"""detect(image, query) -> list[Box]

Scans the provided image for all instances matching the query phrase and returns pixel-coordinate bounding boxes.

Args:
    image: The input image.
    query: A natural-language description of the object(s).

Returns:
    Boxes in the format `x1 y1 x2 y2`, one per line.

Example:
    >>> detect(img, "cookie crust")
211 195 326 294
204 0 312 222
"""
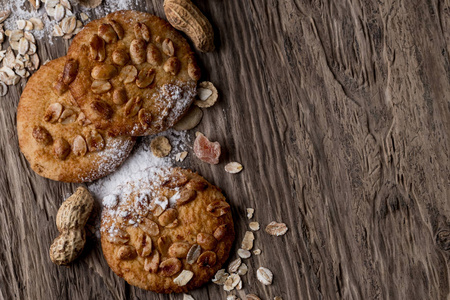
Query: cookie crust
101 167 235 293
17 57 135 183
66 10 200 137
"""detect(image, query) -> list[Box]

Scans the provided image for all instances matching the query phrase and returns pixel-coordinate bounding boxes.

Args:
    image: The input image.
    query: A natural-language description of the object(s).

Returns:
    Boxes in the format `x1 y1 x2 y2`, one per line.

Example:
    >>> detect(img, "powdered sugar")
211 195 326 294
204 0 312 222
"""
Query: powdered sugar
88 129 191 201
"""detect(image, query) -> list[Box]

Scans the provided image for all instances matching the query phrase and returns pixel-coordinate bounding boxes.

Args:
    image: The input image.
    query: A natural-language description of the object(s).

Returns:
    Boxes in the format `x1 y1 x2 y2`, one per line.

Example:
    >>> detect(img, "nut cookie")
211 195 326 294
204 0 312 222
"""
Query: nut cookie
17 57 136 183
64 10 201 137
101 167 234 293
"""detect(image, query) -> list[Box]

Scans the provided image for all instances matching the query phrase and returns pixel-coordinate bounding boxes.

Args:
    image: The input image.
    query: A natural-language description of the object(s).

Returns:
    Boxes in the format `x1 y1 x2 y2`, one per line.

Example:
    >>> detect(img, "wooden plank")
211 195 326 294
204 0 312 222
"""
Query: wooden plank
1 0 450 299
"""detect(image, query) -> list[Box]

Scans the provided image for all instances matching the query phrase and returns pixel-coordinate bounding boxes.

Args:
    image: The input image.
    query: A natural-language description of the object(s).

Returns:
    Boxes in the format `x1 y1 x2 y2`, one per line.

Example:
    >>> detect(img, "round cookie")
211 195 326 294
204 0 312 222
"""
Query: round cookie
64 10 201 137
17 57 136 183
101 167 235 293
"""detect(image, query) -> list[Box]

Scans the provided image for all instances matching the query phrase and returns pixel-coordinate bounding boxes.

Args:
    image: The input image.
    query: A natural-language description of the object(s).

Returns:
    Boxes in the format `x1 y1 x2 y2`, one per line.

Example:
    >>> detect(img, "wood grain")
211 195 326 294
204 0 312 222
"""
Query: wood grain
1 0 450 299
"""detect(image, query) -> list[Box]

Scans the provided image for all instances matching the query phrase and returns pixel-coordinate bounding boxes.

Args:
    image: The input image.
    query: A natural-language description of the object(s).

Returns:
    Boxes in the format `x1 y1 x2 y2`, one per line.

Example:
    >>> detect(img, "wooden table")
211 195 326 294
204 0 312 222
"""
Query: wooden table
1 0 450 299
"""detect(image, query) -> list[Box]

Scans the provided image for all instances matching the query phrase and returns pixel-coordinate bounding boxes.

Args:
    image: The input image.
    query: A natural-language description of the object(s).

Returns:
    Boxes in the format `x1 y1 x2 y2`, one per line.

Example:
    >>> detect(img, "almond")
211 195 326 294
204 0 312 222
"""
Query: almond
98 23 117 43
163 57 180 75
159 257 182 277
112 48 129 66
91 64 117 80
109 20 124 39
119 65 137 84
62 59 78 85
124 96 142 117
197 251 217 267
86 130 105 152
90 100 113 119
32 126 52 145
53 138 71 160
176 189 197 206
113 88 127 105
44 103 63 123
130 39 147 64
147 43 162 65
213 224 228 241
197 233 217 251
144 251 160 273
139 218 160 236
206 200 230 217
168 242 190 258
136 66 155 88
91 80 112 94
134 22 150 41
138 109 152 128
158 208 177 226
116 245 137 260
89 34 106 61
72 135 87 156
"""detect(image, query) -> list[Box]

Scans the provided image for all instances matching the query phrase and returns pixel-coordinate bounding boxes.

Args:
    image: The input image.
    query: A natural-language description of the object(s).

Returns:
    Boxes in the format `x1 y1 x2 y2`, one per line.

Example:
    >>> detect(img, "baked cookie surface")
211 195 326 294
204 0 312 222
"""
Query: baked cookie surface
65 10 200 137
101 167 235 293
17 57 136 183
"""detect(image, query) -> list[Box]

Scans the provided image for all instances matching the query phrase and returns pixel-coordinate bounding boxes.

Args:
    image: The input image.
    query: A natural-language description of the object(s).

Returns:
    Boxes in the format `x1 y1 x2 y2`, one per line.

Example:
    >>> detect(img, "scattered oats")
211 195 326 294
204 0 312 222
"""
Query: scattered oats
80 12 89 22
212 269 229 285
241 231 254 251
0 82 7 96
0 11 11 23
249 222 260 231
24 21 34 31
224 273 240 292
195 81 218 108
54 4 66 22
76 20 83 28
29 0 41 10
77 0 102 8
29 18 44 30
236 280 243 290
16 20 26 30
150 136 172 158
257 267 273 285
52 24 64 37
173 270 194 286
237 249 251 259
274 297 283 300
18 38 29 56
253 249 261 255
247 208 254 219
265 221 288 236
246 295 261 300
228 258 241 273
186 244 201 264
24 32 35 44
225 162 243 174
183 294 195 300
173 106 203 130
237 263 248 275
175 151 188 162
60 0 72 10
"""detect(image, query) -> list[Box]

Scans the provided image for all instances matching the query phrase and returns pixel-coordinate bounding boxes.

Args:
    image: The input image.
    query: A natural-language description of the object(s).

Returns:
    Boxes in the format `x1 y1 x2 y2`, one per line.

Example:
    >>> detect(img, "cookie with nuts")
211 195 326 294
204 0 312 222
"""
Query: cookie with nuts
100 167 235 293
17 57 136 183
65 10 201 137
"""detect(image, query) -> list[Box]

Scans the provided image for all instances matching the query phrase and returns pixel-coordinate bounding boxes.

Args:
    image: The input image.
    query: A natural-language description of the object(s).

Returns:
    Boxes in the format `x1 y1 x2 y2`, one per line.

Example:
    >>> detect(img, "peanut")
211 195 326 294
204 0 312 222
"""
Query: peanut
164 0 215 52
49 187 94 265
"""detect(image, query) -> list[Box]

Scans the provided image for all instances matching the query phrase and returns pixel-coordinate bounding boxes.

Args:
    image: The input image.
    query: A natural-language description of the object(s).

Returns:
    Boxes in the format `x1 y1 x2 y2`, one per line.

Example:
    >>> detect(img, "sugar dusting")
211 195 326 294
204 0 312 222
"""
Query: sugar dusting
88 129 191 201
0 0 138 42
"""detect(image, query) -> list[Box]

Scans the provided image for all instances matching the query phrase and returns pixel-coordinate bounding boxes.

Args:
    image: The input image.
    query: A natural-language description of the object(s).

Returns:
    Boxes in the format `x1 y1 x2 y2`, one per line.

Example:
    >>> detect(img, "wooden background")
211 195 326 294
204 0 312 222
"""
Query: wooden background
1 0 450 299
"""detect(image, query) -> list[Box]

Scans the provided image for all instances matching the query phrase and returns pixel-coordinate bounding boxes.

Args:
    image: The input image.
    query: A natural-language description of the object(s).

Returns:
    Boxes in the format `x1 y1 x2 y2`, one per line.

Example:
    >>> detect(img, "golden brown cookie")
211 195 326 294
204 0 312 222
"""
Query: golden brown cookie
101 167 234 293
17 57 136 183
64 10 200 137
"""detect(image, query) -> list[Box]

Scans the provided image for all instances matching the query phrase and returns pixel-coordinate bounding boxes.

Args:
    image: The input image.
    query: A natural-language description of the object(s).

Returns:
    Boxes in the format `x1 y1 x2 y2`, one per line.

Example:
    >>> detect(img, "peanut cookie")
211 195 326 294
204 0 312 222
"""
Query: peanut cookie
64 10 200 137
101 167 234 293
17 57 135 183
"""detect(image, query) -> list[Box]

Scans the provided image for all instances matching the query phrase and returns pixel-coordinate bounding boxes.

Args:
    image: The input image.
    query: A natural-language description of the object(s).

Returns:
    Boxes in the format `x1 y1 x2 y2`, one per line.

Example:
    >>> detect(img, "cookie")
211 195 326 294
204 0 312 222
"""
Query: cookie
64 10 201 137
17 57 136 183
101 167 234 293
